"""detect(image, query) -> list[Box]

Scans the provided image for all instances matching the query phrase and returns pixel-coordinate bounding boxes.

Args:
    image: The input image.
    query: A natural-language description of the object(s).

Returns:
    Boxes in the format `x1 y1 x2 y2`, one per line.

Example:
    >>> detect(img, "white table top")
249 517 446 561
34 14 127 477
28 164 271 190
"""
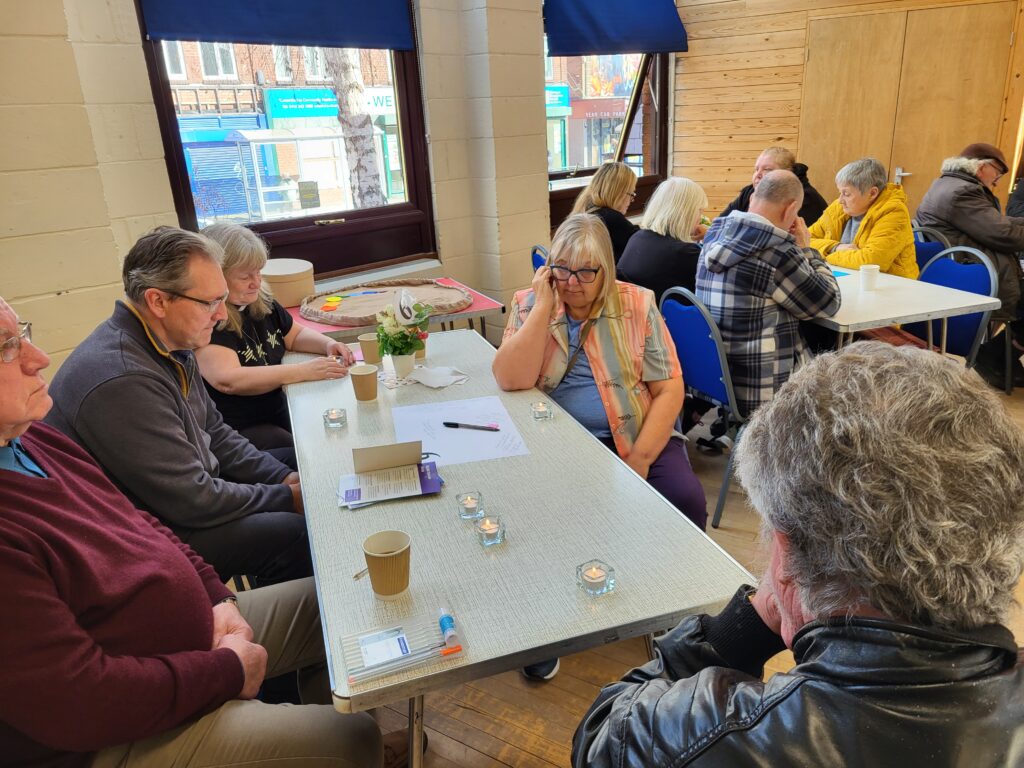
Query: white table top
284 330 751 713
812 270 1000 333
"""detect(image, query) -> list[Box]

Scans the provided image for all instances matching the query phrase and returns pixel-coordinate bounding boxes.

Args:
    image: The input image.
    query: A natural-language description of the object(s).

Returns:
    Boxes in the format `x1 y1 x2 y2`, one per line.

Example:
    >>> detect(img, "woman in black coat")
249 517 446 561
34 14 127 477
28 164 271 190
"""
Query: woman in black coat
571 161 639 264
617 176 708 303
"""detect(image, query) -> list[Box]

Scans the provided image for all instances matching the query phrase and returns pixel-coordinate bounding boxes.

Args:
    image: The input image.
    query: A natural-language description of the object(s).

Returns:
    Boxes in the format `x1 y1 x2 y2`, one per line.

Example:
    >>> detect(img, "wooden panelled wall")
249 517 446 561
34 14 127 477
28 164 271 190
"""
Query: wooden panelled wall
673 0 1024 215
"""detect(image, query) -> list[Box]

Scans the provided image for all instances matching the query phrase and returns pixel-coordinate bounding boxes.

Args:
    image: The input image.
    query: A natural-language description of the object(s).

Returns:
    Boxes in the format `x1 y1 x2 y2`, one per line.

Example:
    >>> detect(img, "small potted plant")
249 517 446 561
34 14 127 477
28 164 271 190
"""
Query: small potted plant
376 302 430 379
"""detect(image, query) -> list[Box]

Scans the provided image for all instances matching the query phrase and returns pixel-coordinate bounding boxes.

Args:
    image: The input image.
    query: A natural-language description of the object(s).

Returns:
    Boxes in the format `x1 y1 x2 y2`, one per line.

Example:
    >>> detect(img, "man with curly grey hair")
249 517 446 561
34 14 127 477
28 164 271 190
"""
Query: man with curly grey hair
573 342 1024 767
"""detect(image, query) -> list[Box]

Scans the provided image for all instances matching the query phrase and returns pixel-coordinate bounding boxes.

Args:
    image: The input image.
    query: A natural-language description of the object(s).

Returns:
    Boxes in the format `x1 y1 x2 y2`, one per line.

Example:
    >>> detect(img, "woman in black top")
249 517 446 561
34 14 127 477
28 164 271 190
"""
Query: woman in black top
571 161 639 264
196 223 355 451
617 177 708 303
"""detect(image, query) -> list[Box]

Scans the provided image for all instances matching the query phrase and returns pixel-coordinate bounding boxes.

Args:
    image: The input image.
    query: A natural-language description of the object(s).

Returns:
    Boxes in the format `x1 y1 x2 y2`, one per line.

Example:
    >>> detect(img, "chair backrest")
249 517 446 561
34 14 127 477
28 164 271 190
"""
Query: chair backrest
903 246 997 362
531 245 548 272
914 240 946 270
659 287 746 422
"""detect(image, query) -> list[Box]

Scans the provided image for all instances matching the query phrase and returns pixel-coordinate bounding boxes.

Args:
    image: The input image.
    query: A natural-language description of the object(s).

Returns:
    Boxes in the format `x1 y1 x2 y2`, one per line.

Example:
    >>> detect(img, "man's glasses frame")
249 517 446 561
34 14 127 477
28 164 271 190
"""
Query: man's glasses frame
161 289 228 314
550 265 602 284
1 322 32 364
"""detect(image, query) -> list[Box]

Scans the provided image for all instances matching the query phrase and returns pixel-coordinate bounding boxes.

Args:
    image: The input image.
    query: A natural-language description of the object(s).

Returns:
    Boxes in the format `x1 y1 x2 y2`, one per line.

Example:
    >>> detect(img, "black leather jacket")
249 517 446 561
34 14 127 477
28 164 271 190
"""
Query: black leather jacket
573 587 1024 767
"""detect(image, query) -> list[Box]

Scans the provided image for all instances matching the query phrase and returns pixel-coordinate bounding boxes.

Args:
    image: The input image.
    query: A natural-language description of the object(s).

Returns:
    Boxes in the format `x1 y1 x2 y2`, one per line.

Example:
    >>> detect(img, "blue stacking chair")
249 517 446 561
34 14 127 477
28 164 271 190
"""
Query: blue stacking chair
912 226 951 271
531 245 548 272
660 287 748 529
903 246 997 367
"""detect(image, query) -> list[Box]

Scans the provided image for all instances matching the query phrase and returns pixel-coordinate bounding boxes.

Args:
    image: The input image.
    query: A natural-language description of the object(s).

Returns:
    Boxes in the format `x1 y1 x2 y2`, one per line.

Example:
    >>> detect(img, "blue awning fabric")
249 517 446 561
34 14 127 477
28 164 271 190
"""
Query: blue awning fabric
544 0 687 56
139 0 414 51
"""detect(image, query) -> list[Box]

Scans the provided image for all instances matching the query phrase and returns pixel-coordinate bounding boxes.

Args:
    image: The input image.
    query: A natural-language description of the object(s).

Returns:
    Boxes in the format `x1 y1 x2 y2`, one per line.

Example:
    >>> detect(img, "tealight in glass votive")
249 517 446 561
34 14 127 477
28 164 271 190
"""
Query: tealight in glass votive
531 401 554 420
456 492 485 520
323 408 347 429
576 560 616 596
475 515 505 547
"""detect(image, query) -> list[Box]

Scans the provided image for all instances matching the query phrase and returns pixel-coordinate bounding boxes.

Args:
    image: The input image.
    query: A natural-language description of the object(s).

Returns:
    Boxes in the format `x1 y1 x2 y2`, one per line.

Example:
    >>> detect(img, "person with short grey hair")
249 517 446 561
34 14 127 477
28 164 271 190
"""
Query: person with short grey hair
46 226 313 586
810 157 918 278
573 341 1024 767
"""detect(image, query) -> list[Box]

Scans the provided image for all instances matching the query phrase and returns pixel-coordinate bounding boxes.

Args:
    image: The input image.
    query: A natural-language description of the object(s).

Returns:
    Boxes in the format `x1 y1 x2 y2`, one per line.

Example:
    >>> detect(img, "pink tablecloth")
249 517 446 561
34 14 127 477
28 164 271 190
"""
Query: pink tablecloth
286 277 504 335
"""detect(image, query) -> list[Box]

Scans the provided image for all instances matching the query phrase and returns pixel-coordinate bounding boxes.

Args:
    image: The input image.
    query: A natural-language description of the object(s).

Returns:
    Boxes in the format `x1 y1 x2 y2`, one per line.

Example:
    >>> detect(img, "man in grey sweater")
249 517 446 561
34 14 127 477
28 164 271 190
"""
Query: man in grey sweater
46 227 311 585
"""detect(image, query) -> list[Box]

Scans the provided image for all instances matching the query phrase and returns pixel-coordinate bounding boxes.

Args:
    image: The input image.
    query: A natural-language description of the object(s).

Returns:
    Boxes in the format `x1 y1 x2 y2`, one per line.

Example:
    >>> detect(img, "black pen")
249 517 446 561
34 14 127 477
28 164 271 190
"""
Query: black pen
442 421 501 432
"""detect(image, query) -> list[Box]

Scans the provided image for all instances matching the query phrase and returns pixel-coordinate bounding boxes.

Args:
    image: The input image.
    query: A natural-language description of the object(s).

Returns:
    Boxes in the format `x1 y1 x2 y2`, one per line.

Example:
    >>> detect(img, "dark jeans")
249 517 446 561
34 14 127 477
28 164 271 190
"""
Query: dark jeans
240 423 295 453
177 510 312 586
600 435 707 531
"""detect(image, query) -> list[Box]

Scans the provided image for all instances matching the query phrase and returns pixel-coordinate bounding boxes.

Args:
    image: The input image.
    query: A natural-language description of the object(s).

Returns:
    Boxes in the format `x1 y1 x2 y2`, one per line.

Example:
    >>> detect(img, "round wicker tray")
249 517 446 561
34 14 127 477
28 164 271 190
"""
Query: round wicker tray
299 279 473 326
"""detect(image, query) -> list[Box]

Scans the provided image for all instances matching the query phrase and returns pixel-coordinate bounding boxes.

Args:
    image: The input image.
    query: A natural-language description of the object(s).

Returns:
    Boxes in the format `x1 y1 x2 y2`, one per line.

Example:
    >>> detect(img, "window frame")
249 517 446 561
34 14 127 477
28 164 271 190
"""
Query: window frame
272 44 293 83
547 53 669 229
198 41 238 81
161 40 186 80
302 46 332 83
142 31 436 278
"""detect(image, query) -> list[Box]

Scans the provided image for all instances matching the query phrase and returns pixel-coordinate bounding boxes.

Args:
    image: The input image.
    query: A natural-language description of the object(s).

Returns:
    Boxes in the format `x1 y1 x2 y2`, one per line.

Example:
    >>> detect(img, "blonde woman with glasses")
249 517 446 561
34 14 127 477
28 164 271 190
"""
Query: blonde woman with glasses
617 176 708 303
570 161 640 263
197 223 355 451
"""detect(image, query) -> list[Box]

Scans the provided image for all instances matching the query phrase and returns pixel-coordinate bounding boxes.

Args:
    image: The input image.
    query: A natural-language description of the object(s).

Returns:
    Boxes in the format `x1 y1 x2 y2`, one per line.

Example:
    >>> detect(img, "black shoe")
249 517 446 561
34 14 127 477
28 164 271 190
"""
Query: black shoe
521 658 560 681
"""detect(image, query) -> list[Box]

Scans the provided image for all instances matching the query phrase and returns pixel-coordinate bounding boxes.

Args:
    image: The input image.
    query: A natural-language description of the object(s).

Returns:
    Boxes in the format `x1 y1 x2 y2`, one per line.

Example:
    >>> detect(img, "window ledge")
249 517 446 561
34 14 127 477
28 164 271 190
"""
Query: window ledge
314 257 444 293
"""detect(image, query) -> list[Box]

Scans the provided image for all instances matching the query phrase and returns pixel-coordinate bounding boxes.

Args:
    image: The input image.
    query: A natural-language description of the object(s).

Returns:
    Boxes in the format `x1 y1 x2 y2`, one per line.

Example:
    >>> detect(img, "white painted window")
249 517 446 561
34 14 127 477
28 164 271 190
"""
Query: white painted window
199 42 237 80
162 40 186 80
303 46 331 82
273 45 293 82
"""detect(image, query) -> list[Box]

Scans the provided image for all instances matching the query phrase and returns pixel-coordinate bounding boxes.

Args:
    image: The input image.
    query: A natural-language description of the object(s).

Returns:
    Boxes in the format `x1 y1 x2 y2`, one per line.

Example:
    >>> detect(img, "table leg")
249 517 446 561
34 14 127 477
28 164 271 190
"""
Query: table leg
468 317 476 332
644 633 657 661
926 321 934 351
480 317 487 337
940 318 948 354
409 695 425 768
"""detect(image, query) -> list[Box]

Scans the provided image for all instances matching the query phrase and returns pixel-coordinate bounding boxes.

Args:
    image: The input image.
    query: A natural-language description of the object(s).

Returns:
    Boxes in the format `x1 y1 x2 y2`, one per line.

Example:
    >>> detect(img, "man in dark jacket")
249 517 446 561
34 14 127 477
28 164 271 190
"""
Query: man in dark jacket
572 342 1024 767
720 146 828 225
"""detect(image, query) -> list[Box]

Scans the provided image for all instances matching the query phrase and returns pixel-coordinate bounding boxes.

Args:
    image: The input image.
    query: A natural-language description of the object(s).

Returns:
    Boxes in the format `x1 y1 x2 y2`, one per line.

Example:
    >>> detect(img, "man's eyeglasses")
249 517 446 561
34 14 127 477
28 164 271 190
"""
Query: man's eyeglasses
1 322 32 364
161 289 228 314
982 160 1005 181
550 265 602 284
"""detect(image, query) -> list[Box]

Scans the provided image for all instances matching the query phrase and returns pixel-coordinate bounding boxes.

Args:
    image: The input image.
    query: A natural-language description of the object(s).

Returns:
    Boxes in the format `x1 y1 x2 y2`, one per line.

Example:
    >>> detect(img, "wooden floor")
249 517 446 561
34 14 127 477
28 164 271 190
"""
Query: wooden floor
375 387 1024 767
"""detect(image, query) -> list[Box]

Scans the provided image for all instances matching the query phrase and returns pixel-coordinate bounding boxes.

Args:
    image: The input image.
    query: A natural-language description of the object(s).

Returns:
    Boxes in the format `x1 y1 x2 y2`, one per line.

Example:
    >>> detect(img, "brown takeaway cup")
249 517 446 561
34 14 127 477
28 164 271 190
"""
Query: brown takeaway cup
358 332 382 364
350 364 379 401
362 530 411 600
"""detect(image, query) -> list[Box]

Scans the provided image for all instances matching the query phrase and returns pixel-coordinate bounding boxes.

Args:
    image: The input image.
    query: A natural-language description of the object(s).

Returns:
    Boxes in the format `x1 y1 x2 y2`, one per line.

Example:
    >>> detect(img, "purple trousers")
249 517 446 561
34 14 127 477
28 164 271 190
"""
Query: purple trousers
602 436 707 531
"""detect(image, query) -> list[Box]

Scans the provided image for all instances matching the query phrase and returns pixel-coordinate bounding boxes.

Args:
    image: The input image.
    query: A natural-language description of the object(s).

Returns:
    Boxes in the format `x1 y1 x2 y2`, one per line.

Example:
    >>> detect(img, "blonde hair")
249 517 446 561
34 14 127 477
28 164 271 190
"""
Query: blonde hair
760 146 796 170
571 162 637 215
200 222 274 335
549 213 618 314
640 177 708 243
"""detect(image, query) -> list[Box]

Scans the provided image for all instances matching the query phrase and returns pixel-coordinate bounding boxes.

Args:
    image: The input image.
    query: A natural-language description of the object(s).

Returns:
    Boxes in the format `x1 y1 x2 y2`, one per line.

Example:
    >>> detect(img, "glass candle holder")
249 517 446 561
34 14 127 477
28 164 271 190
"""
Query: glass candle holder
531 401 554 420
323 408 347 429
576 560 616 596
475 515 505 547
456 492 485 520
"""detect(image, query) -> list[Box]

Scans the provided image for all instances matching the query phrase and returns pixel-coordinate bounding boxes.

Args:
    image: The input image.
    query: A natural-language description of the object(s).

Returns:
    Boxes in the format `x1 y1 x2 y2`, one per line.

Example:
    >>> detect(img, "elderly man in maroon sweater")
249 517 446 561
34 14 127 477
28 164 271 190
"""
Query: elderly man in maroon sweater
0 297 409 766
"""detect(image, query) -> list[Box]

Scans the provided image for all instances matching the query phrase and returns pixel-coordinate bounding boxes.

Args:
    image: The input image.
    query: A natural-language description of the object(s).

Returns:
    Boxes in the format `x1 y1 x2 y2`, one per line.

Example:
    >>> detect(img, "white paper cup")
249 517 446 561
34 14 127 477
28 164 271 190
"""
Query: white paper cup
860 264 880 291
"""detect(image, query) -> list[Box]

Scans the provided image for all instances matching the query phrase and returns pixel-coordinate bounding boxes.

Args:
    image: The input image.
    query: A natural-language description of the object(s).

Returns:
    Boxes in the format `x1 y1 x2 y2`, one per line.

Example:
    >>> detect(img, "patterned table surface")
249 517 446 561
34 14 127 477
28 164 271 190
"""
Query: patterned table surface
284 330 751 713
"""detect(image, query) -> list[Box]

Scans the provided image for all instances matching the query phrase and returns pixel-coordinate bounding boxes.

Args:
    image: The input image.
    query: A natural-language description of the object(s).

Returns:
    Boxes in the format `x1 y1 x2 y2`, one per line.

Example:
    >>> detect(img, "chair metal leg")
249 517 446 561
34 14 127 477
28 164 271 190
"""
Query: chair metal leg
643 633 657 661
409 695 425 768
711 423 746 529
1005 325 1015 395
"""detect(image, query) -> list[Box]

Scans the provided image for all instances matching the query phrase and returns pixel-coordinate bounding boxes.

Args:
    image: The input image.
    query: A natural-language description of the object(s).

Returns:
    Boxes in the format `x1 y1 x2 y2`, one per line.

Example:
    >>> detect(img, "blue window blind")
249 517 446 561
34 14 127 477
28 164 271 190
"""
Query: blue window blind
544 0 687 56
139 0 414 51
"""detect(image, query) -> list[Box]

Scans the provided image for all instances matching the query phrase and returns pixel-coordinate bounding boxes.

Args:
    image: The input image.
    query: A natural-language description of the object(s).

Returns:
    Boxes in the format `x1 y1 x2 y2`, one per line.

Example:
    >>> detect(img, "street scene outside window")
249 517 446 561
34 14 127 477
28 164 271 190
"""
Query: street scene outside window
161 42 408 228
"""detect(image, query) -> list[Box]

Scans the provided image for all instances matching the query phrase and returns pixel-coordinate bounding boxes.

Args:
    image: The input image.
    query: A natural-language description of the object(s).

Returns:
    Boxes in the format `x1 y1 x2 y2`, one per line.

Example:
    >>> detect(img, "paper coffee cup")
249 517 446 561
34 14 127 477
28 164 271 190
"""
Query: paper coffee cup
362 530 411 600
358 333 382 364
860 264 880 291
350 364 379 401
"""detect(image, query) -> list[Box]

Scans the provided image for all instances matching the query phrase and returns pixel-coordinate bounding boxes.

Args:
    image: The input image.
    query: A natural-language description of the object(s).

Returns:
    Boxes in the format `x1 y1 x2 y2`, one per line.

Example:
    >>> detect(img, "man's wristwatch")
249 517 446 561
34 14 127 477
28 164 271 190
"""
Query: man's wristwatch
216 596 239 607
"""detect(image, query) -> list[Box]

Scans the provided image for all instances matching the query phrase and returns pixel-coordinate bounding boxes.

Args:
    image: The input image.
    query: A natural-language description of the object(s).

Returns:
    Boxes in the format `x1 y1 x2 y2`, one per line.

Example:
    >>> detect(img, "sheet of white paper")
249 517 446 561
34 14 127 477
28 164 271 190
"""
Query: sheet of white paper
338 464 422 507
390 396 529 466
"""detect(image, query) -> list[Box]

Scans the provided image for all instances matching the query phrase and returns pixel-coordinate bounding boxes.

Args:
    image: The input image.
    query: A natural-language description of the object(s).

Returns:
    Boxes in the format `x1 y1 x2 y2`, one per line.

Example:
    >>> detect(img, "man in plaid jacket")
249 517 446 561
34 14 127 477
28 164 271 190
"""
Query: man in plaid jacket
697 170 840 417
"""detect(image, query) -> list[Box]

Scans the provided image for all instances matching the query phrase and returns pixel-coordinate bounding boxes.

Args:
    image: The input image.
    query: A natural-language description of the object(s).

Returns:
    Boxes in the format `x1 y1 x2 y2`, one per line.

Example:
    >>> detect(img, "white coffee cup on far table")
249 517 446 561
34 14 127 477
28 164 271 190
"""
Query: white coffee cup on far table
860 264 880 291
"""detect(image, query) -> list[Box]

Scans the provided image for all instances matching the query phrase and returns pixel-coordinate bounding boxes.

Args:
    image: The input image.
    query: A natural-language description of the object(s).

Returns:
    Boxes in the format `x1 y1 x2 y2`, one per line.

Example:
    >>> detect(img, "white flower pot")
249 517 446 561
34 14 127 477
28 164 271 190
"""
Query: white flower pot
390 353 416 379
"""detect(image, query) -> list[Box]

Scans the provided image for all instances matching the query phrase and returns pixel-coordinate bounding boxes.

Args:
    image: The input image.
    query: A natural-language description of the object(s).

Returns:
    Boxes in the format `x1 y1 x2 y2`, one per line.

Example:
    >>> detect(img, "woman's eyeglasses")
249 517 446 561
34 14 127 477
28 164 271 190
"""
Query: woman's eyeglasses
550 265 602 284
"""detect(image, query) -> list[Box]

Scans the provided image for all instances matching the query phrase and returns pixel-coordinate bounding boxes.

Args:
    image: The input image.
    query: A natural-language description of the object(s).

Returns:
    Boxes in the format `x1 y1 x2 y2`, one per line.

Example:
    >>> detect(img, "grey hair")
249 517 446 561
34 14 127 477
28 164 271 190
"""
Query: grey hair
201 222 275 334
835 158 888 194
122 226 224 303
751 170 803 207
640 177 708 243
735 341 1024 632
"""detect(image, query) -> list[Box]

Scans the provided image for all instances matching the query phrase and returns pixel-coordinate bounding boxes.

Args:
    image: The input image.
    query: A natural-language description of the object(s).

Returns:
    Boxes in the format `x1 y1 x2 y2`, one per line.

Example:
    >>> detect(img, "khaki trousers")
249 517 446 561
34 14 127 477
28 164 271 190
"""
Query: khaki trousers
92 577 382 768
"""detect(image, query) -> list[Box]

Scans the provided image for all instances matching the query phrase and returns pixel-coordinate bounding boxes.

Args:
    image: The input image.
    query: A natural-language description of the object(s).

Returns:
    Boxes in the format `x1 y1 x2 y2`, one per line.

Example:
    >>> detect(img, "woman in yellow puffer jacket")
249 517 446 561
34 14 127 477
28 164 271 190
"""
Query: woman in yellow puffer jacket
809 158 919 279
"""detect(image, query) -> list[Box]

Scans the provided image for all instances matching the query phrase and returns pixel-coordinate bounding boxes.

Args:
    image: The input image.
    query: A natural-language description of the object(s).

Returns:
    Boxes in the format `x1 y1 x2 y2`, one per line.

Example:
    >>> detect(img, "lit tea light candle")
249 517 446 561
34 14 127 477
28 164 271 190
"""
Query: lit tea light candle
456 492 485 520
475 515 505 546
576 560 615 596
582 565 607 590
531 401 553 420
322 408 347 429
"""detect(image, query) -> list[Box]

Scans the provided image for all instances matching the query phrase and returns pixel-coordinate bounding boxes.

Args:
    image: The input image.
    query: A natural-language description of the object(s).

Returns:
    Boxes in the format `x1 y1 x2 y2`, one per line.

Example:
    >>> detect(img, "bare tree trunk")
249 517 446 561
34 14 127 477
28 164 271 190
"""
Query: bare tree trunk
324 48 386 208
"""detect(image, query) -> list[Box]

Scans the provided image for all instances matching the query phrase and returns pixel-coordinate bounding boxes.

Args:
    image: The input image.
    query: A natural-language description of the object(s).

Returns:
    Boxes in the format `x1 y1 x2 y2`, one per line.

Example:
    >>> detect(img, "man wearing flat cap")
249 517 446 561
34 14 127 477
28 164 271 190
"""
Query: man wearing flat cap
916 142 1024 384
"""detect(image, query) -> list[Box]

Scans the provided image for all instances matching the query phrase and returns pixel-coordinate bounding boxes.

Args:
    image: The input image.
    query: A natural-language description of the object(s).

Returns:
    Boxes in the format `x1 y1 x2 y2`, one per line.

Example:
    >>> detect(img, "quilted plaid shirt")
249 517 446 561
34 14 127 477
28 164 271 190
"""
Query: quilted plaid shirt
502 281 682 457
696 211 840 417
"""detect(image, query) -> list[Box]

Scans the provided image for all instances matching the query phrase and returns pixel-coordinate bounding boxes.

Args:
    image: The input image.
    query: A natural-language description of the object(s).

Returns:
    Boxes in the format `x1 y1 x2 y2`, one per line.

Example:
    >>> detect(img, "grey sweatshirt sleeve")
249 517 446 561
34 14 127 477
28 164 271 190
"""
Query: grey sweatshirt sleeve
947 187 1024 254
72 373 294 528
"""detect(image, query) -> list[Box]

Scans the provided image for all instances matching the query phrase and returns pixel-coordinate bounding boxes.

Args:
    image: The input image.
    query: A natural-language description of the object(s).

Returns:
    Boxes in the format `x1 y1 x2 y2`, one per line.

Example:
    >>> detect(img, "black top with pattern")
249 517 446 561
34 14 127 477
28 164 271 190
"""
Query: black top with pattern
204 301 294 431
